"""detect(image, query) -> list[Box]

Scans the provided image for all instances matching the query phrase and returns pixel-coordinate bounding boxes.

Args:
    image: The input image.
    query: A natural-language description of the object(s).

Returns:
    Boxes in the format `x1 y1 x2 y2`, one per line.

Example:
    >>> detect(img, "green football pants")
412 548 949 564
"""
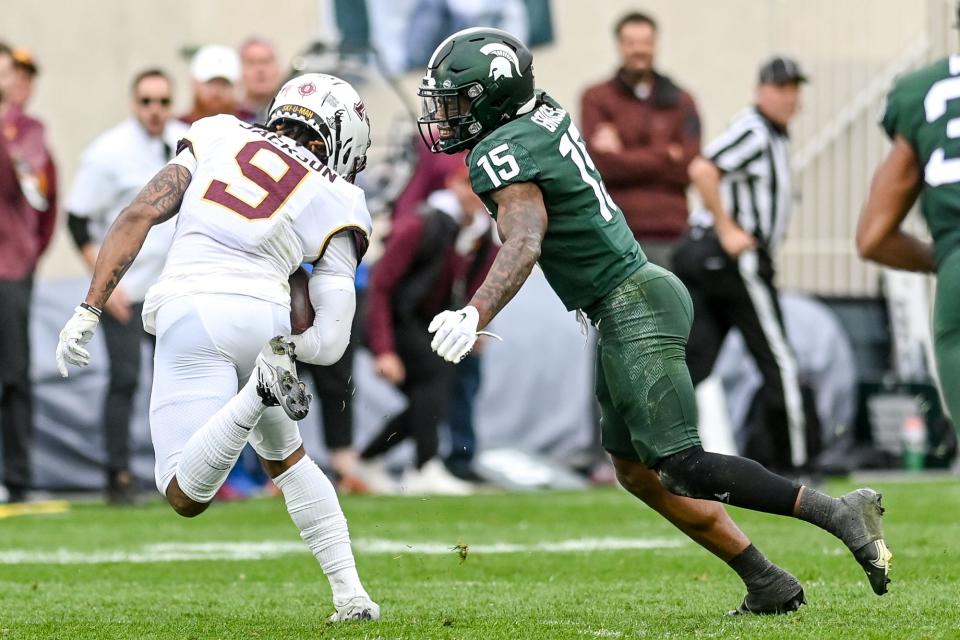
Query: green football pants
933 249 960 427
587 263 702 465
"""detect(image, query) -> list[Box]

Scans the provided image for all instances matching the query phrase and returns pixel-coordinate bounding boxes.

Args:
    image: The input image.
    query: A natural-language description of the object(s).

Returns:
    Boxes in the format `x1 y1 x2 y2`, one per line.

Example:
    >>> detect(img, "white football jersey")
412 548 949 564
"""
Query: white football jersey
142 114 371 334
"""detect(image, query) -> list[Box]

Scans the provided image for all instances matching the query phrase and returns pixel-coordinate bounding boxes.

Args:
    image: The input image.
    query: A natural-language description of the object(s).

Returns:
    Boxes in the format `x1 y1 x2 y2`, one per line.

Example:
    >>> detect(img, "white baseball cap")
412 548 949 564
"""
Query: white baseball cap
190 45 241 83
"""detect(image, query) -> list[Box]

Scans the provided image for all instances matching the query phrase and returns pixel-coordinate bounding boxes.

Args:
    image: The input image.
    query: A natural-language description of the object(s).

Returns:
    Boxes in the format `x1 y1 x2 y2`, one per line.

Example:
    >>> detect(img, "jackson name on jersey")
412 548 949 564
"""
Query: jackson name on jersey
142 114 372 334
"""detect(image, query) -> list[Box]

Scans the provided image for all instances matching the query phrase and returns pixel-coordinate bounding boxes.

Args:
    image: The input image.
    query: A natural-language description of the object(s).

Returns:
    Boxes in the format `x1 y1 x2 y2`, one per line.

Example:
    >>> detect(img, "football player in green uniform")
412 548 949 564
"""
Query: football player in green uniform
420 28 891 614
857 15 960 427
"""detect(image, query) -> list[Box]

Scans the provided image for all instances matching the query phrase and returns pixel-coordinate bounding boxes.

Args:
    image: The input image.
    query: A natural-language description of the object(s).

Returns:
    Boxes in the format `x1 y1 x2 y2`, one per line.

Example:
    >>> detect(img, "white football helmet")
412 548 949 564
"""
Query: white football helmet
266 73 371 182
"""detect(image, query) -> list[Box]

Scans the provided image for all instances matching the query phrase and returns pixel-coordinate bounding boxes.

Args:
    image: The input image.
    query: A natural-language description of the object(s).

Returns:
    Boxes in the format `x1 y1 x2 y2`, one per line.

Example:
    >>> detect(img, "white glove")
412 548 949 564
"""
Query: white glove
56 304 101 377
428 305 480 363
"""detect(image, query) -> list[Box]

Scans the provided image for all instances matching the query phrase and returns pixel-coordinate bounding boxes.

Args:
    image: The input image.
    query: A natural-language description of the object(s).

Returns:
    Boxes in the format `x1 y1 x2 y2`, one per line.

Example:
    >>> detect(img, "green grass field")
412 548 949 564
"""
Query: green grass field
1 478 958 639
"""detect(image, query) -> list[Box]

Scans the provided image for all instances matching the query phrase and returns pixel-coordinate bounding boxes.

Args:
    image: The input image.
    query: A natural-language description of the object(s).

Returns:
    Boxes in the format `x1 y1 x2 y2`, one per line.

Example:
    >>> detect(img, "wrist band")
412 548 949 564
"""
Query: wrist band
80 302 102 317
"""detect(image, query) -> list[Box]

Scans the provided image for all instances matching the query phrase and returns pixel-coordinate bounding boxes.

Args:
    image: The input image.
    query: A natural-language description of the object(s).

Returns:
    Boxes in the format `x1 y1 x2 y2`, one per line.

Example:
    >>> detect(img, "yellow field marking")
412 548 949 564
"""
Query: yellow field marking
0 500 71 520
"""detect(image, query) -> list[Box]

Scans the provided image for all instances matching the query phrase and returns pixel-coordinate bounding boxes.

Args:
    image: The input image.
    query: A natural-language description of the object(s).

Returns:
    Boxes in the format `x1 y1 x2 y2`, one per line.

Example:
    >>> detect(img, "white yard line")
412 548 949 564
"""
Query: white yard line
357 537 685 554
0 537 686 565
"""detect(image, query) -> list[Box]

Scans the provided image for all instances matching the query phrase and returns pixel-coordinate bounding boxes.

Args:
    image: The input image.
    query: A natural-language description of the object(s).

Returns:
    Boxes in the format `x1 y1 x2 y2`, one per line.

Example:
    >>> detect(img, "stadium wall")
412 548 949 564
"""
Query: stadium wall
1 0 940 296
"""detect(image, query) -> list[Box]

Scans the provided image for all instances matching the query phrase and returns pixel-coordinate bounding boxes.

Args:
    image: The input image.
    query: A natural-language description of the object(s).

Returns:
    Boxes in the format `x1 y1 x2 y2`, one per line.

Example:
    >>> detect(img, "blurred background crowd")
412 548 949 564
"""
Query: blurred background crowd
0 0 957 506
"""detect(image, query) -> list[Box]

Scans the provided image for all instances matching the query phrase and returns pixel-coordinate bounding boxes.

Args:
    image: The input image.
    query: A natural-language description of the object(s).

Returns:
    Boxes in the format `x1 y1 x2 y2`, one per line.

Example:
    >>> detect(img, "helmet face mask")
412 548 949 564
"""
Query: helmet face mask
417 28 535 155
266 73 371 182
418 82 484 153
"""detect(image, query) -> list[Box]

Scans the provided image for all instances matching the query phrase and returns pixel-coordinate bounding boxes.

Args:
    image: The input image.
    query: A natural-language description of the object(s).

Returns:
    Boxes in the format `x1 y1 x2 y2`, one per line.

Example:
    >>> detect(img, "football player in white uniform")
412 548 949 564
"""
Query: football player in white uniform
56 73 380 622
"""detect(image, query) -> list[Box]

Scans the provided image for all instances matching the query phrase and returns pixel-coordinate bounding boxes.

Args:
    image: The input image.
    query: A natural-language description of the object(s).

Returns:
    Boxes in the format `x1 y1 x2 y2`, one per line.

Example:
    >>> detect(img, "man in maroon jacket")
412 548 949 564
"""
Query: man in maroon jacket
581 11 701 268
0 42 58 503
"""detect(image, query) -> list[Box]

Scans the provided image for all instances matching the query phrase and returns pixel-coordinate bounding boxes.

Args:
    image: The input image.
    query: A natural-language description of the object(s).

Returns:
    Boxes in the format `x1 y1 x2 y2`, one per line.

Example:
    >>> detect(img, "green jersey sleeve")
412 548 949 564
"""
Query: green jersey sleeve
880 74 924 146
468 137 541 195
880 83 903 141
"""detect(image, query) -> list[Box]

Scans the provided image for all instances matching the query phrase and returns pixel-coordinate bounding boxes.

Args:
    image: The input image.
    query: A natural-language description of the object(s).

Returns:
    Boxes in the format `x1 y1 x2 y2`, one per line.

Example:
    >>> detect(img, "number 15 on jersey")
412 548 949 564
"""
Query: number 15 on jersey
474 122 619 221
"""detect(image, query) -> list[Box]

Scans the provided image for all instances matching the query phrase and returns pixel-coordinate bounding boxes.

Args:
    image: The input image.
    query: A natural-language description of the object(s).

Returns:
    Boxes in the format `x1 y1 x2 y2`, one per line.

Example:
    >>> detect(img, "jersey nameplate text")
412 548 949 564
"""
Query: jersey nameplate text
531 104 566 133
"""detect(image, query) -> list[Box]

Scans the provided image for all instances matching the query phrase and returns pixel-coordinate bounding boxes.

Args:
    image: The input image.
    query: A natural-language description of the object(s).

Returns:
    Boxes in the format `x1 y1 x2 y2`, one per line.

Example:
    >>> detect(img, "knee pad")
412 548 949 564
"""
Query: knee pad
657 446 801 514
656 446 706 498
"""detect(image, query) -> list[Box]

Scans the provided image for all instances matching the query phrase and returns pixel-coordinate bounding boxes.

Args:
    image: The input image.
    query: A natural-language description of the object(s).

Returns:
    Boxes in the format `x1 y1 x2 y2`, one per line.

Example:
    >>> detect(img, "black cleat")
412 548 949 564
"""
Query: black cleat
728 573 806 616
835 489 892 595
853 538 893 595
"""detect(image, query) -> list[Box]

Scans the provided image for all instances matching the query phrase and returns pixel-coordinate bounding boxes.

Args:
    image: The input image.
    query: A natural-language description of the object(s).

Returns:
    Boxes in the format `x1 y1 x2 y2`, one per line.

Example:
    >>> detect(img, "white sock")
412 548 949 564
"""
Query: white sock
174 375 265 503
273 456 367 602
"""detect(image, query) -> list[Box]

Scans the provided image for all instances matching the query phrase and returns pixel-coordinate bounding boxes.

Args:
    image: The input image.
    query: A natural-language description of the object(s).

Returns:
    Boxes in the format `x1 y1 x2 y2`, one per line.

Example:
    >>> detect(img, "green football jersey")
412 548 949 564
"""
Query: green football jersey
882 55 960 267
467 93 645 310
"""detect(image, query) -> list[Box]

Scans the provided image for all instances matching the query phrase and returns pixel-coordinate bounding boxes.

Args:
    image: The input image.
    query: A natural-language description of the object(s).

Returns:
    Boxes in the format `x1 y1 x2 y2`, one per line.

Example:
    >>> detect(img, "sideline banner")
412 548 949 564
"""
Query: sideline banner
25 271 593 490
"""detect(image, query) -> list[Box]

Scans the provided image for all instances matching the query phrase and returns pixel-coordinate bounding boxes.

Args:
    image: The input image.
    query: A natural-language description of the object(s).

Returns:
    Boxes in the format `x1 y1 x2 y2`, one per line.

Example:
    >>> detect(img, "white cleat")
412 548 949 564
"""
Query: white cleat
400 458 474 496
255 336 311 421
354 459 401 495
329 595 380 622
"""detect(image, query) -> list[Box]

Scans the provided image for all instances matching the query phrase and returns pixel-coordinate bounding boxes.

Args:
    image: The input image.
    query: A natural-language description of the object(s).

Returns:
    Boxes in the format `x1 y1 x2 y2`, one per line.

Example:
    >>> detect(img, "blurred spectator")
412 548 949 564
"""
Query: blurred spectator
299 309 366 493
65 68 187 504
442 210 497 482
180 44 241 124
360 166 493 495
9 47 38 110
392 143 465 219
404 0 529 71
674 56 808 475
238 37 282 123
0 42 58 504
580 11 700 268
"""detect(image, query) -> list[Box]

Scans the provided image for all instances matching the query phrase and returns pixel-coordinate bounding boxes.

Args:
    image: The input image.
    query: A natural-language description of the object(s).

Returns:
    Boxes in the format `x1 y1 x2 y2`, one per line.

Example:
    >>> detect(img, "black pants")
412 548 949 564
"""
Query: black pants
0 278 33 491
444 352 481 476
100 302 148 475
673 230 807 471
300 336 356 451
361 320 454 468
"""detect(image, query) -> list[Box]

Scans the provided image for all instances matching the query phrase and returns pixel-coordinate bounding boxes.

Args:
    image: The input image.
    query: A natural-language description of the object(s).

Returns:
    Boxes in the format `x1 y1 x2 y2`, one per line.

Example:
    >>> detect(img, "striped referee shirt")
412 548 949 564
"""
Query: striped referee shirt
690 107 793 254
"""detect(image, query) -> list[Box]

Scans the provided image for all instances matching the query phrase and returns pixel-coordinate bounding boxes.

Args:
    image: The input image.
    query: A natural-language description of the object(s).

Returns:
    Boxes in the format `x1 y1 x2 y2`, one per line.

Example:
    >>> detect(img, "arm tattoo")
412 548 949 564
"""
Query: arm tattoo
468 182 548 328
137 163 193 222
84 165 192 309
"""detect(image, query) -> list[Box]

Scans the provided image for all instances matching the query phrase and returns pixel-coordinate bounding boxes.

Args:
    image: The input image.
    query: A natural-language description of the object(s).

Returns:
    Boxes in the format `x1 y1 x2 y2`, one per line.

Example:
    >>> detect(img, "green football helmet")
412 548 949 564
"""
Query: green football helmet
418 27 535 154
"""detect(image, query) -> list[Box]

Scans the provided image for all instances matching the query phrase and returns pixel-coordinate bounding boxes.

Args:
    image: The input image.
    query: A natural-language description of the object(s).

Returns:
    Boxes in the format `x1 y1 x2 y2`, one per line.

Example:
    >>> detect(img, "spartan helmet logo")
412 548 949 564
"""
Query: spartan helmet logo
488 58 513 81
480 43 519 82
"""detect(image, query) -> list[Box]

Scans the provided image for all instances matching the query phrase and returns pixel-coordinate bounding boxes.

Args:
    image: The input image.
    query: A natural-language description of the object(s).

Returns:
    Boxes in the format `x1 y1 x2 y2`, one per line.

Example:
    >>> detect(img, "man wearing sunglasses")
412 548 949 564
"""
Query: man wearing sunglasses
64 68 187 504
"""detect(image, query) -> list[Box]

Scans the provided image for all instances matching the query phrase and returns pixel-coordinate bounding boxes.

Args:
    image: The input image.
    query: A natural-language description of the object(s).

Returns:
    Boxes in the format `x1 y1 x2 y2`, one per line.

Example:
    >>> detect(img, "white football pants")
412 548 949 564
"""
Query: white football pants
149 294 301 494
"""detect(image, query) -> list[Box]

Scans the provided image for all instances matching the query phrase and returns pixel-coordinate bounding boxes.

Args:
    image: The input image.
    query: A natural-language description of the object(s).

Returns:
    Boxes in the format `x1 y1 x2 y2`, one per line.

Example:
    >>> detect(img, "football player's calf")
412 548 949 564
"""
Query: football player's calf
613 456 805 616
268 451 379 622
657 446 891 595
170 338 311 515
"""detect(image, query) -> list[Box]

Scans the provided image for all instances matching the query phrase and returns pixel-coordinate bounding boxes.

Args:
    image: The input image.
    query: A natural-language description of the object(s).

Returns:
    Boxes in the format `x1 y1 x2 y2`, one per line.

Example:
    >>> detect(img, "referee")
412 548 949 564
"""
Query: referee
673 57 809 474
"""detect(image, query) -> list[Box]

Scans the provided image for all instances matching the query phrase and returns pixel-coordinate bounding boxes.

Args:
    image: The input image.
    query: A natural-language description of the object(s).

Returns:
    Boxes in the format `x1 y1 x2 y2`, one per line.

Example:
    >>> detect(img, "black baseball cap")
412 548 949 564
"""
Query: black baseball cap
758 56 808 85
